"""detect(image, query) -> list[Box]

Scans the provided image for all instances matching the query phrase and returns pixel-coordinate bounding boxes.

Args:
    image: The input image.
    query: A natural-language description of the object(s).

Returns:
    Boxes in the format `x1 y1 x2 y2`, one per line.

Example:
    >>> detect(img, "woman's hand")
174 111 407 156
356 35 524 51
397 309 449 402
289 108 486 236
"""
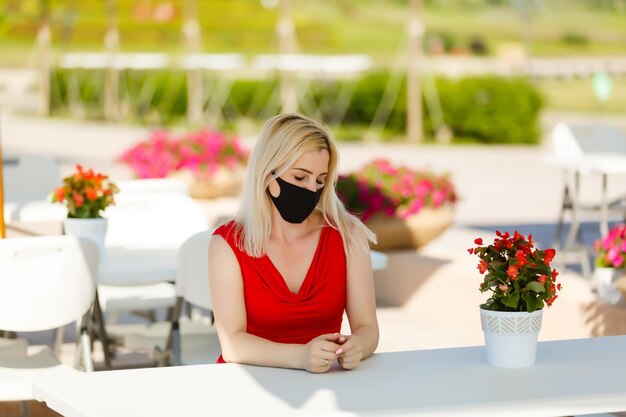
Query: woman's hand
301 333 342 373
336 334 364 370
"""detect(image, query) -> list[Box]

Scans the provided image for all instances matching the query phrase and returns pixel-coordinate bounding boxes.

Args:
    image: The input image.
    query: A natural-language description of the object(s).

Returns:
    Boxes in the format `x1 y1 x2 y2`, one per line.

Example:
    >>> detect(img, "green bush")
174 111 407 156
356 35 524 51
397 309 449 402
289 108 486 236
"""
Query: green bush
561 32 589 46
436 76 544 144
49 69 543 144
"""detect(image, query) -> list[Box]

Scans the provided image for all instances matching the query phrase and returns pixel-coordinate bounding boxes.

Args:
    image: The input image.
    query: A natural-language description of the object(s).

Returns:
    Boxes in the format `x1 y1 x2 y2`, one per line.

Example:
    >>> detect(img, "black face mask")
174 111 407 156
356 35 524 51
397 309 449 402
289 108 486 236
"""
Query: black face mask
269 177 323 224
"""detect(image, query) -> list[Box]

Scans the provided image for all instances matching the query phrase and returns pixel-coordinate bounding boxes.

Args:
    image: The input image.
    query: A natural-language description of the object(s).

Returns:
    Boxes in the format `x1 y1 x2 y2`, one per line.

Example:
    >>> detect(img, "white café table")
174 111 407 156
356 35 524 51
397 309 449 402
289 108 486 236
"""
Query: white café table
34 335 626 417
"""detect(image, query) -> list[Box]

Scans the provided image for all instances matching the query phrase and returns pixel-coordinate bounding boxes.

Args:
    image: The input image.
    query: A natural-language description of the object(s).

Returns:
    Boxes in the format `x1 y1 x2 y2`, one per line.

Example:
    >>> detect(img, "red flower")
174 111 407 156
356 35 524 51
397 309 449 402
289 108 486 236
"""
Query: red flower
474 238 483 245
544 248 556 266
477 260 489 274
72 193 84 208
470 231 561 311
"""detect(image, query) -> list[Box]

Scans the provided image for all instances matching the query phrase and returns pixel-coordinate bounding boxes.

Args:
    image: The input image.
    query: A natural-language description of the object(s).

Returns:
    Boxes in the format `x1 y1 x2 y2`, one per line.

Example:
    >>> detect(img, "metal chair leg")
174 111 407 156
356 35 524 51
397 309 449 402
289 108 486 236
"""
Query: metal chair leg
92 291 113 369
53 325 65 358
553 184 571 250
76 311 94 372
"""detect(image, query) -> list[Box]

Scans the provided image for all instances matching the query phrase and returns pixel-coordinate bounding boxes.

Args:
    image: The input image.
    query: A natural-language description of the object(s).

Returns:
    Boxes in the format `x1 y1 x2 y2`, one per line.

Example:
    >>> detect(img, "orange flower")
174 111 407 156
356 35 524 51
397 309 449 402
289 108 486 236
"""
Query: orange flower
85 187 98 202
538 274 547 285
507 265 518 280
54 186 66 202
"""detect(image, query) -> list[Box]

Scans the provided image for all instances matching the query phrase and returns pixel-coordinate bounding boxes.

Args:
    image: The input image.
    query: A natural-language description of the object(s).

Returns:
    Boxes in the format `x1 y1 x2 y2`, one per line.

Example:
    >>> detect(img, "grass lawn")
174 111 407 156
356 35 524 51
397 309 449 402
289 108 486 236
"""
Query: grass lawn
536 77 626 114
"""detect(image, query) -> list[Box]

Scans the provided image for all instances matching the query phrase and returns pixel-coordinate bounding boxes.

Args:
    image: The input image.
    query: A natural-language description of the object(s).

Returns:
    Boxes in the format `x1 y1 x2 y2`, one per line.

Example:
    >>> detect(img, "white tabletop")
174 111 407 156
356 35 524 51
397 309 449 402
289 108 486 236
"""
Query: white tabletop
545 154 626 175
34 335 626 417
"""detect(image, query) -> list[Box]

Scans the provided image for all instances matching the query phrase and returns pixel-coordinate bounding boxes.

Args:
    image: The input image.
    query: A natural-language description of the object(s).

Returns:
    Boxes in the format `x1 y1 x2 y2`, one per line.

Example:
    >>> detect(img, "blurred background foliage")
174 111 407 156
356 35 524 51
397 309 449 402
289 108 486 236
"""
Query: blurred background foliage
1 0 624 141
1 0 626 62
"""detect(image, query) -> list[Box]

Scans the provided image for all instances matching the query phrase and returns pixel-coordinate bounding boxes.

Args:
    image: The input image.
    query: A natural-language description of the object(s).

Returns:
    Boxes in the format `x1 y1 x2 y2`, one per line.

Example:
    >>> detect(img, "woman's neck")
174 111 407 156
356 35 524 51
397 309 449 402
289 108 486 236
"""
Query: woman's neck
269 209 322 243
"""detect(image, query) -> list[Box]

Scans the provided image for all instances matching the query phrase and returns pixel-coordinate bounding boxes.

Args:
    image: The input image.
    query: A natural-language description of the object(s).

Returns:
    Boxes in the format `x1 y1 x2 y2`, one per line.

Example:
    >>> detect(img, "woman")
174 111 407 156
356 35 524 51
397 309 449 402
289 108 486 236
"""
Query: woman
208 113 379 373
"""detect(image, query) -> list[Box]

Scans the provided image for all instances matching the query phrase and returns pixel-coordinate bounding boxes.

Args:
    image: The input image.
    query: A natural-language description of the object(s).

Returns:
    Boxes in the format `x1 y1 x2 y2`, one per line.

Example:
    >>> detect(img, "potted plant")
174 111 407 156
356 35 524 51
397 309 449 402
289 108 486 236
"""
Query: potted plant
49 164 119 259
336 159 457 250
468 231 561 367
593 224 626 304
119 128 249 199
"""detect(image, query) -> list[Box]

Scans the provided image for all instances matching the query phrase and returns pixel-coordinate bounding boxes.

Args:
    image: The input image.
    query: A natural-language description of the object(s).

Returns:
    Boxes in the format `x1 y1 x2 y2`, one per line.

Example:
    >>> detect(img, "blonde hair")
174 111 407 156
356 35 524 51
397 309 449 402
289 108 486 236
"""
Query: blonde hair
234 113 376 258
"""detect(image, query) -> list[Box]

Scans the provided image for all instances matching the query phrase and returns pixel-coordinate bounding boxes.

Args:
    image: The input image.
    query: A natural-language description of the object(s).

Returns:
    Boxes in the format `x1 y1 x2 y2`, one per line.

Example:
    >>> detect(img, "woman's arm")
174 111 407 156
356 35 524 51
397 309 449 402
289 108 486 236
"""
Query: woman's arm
208 235 341 372
337 236 380 369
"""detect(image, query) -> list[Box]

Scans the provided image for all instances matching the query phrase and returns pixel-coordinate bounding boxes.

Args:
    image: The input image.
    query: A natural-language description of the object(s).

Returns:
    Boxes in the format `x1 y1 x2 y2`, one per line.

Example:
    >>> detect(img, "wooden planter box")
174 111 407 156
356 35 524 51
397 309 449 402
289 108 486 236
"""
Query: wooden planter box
365 207 454 251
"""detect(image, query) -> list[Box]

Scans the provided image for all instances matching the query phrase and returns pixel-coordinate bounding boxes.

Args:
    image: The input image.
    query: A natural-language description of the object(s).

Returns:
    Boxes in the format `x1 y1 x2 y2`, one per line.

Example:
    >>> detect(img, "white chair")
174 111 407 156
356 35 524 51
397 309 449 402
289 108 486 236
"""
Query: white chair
2 154 66 224
108 230 220 366
98 193 209 355
0 236 98 413
550 122 626 276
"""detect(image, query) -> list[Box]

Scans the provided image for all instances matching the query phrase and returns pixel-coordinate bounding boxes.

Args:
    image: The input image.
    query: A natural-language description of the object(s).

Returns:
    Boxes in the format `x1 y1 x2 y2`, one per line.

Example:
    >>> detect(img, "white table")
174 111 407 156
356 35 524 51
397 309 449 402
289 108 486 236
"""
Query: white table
546 151 626 277
34 335 626 417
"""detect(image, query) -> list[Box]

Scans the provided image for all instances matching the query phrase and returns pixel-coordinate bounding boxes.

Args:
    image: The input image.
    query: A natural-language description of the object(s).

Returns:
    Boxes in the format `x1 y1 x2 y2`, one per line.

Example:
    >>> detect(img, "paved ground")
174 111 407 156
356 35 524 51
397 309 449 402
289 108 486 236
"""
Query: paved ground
2 109 626 416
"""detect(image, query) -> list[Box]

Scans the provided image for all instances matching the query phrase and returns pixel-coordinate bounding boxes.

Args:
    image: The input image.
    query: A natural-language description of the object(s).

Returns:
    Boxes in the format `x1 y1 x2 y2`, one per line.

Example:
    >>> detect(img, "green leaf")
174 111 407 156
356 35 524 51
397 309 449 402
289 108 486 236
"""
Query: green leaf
490 263 507 280
526 281 545 293
501 292 520 308
522 292 544 313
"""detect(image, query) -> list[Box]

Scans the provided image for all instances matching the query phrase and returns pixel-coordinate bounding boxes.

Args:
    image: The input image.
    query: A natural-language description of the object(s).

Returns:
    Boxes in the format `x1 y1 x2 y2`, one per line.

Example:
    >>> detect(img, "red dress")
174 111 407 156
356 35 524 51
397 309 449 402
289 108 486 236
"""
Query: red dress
213 221 347 363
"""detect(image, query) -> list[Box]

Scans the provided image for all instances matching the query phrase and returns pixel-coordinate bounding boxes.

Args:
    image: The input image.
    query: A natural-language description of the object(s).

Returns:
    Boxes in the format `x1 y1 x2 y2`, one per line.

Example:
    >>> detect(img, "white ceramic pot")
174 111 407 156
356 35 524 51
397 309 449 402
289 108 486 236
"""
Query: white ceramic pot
480 308 543 368
64 218 108 263
594 267 624 305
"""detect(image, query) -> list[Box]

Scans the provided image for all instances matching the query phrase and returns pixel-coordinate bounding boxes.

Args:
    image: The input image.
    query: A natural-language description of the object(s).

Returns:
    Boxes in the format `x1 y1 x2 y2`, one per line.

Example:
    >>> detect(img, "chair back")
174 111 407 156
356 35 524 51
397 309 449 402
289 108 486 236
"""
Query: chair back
552 122 626 160
0 236 98 332
104 193 207 249
2 154 61 203
176 230 214 311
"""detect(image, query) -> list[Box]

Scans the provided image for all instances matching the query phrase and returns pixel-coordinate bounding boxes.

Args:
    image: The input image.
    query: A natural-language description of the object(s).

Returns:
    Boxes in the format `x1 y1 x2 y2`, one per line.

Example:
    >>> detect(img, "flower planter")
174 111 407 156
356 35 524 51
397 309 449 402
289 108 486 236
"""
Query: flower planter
480 308 543 368
168 166 246 199
64 218 108 264
365 207 454 251
594 267 624 305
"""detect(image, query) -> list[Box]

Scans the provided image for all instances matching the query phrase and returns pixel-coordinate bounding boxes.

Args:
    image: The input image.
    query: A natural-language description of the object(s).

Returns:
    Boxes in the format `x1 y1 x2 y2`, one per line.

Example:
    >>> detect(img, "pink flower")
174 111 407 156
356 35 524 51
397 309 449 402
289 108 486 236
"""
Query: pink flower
594 224 626 269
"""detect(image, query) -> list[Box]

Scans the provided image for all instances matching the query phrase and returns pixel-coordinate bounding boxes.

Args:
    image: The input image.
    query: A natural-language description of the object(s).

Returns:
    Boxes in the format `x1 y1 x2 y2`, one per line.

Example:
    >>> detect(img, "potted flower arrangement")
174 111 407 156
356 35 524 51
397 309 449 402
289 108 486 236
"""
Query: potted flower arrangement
336 159 457 250
468 230 561 367
119 128 249 199
593 223 626 304
49 164 119 259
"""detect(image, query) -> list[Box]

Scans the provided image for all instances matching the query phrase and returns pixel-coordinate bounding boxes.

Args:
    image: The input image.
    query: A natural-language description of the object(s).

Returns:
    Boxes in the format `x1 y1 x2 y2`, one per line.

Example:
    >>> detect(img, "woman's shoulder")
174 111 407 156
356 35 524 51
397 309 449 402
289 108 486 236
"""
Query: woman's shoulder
213 220 241 239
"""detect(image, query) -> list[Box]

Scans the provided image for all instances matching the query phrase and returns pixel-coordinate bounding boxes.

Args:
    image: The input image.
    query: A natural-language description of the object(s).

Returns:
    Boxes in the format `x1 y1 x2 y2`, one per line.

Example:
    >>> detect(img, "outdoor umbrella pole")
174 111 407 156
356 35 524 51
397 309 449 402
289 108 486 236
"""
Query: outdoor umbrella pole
0 109 5 239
